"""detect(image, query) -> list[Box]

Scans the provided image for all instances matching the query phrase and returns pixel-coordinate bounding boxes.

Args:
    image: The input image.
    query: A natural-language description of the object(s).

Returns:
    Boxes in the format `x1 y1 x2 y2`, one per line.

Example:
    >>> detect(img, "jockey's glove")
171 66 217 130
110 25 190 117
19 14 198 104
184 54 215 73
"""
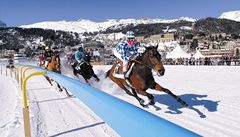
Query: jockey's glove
130 56 137 61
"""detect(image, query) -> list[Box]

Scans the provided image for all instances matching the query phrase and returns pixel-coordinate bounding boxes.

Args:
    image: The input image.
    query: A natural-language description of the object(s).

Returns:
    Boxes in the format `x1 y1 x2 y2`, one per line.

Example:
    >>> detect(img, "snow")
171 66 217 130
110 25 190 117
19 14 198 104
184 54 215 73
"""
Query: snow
19 17 196 33
0 64 119 137
0 75 23 137
158 40 179 48
180 26 193 30
1 62 240 137
219 10 240 22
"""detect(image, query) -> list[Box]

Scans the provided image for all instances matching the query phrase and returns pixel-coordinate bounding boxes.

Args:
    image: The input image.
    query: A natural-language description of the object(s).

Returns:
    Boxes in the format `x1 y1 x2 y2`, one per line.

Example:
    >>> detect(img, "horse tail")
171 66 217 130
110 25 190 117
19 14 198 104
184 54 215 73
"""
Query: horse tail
105 69 110 78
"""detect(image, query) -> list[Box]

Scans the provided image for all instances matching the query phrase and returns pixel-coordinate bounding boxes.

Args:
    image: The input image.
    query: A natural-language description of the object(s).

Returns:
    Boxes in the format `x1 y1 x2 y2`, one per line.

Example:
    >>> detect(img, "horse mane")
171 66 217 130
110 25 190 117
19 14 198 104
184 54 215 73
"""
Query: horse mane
138 46 158 60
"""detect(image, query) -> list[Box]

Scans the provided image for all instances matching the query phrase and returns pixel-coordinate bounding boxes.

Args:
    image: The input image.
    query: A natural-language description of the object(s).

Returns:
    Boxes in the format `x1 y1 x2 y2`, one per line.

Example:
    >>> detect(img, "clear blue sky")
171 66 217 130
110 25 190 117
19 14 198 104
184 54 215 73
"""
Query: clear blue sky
0 0 239 27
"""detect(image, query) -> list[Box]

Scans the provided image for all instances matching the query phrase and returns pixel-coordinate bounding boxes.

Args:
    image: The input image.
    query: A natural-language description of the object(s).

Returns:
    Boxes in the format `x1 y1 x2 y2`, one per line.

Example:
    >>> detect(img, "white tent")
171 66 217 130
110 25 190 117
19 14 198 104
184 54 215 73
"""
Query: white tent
166 45 191 59
193 50 204 59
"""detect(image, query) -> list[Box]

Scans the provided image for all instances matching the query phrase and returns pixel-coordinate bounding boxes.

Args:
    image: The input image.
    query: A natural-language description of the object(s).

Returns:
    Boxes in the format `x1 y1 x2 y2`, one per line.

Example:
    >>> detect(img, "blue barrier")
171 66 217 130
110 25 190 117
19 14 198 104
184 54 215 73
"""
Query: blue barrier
33 66 200 137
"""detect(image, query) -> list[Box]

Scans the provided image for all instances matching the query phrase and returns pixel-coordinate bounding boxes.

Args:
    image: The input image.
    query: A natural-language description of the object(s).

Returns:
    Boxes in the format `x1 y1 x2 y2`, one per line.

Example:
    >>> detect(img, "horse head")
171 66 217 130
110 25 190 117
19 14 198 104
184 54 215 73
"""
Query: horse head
83 52 91 63
139 45 165 76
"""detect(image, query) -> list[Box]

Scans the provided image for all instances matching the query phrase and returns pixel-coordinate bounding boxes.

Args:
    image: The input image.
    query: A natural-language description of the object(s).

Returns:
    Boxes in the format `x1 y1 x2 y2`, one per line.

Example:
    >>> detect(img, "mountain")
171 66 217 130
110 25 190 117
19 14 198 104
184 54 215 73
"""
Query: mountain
194 17 240 35
20 17 196 33
219 10 240 22
0 20 7 27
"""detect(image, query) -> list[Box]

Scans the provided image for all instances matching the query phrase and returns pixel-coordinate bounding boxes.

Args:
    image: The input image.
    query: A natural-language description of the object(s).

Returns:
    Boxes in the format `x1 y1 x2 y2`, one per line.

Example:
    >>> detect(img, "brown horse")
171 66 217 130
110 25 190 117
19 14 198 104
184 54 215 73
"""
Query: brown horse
41 55 71 97
106 46 188 108
46 55 61 73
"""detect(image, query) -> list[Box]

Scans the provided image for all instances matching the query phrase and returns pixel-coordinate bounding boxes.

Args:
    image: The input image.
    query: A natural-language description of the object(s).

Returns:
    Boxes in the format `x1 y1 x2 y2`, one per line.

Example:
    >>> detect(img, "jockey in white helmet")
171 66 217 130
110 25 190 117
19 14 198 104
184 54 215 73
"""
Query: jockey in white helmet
114 31 139 79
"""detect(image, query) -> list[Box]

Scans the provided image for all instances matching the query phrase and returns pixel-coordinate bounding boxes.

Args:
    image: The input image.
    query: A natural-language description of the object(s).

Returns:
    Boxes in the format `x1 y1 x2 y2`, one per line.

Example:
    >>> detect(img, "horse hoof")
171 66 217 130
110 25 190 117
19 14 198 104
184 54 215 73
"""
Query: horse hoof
140 103 148 108
141 104 148 108
148 100 155 106
139 99 145 104
183 103 189 108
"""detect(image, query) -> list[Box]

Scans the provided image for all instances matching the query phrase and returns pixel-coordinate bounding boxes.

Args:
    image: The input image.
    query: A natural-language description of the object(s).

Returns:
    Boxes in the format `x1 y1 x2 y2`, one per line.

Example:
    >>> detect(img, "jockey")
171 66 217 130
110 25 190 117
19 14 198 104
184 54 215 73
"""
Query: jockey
54 50 61 66
39 52 45 66
114 31 139 79
72 45 86 71
44 44 54 68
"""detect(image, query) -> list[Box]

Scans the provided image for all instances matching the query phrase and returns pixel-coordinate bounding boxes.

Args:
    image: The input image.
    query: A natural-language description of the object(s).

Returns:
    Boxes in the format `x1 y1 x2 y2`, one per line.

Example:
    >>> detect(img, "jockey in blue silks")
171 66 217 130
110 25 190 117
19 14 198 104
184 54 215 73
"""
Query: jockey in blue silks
114 31 139 79
72 45 86 72
75 46 85 62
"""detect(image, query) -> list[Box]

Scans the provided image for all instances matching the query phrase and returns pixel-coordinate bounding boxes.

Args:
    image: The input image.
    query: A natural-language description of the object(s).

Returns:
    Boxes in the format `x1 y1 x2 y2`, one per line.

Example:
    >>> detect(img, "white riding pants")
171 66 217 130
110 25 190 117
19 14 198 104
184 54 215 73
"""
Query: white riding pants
45 60 49 68
114 49 128 72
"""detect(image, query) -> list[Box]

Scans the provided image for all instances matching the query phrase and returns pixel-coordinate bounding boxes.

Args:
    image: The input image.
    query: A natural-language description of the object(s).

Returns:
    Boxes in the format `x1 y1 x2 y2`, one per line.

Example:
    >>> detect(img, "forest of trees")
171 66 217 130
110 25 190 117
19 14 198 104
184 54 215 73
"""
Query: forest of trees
194 17 240 35
0 27 81 50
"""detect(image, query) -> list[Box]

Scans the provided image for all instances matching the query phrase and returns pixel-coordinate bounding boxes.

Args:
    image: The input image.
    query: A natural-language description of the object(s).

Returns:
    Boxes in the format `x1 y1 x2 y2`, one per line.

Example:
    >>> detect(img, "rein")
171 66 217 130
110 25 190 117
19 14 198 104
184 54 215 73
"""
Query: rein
132 59 161 76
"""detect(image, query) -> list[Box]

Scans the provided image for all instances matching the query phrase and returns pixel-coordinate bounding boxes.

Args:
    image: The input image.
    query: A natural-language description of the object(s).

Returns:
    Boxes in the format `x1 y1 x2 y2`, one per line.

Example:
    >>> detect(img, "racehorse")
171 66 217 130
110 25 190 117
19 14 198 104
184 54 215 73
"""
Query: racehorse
106 46 188 108
72 52 100 84
41 55 71 97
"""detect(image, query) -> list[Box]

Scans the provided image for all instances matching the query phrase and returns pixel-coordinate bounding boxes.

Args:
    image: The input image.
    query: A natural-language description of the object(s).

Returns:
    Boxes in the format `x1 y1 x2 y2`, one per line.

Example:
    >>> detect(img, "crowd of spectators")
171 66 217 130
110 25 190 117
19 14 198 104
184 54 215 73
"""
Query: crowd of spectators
165 56 240 66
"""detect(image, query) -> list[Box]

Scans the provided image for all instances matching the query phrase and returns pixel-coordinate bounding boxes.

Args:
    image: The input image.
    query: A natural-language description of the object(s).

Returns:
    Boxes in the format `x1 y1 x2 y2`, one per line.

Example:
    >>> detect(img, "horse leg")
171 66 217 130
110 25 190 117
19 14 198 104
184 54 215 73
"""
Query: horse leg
93 74 100 81
44 76 53 86
153 83 189 107
56 82 63 92
131 88 146 107
136 89 155 105
73 68 78 76
112 79 134 96
84 78 89 84
62 87 72 97
50 79 71 97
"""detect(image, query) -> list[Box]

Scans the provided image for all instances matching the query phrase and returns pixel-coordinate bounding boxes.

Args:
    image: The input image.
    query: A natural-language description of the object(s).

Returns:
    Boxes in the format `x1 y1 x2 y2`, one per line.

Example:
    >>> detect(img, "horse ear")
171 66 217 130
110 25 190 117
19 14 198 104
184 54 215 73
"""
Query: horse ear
156 44 159 50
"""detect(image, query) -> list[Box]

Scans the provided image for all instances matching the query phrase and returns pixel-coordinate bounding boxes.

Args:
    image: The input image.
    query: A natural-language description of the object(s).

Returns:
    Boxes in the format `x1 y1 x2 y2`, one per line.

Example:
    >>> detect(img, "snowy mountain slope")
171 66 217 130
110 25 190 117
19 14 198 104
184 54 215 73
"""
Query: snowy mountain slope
20 17 196 33
219 10 240 22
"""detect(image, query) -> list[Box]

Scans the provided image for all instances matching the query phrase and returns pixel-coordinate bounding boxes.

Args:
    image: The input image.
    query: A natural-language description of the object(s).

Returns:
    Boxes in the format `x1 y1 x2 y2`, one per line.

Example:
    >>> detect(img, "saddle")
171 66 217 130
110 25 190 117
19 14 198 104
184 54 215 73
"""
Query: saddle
113 61 135 79
75 61 84 71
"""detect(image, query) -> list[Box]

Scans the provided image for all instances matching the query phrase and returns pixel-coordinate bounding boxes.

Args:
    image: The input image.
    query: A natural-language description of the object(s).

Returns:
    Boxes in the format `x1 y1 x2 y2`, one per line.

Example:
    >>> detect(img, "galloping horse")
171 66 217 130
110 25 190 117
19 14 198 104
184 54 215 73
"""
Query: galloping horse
106 46 188 108
72 52 100 84
41 55 71 97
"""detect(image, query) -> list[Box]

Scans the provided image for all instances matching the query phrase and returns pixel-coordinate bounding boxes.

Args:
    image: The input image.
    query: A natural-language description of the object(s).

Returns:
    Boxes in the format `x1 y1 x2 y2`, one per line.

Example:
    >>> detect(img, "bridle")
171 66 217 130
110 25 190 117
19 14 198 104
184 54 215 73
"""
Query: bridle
132 57 163 76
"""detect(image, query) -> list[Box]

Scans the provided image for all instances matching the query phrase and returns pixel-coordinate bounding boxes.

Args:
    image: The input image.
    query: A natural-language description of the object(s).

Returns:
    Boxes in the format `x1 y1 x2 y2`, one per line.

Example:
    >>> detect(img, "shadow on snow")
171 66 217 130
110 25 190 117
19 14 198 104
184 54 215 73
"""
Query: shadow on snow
153 93 220 118
49 122 105 137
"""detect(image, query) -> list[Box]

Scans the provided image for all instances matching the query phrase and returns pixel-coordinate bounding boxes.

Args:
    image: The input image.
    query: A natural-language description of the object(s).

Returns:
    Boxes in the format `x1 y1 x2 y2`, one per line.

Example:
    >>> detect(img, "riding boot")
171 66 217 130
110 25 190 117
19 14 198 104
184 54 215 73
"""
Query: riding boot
73 69 78 76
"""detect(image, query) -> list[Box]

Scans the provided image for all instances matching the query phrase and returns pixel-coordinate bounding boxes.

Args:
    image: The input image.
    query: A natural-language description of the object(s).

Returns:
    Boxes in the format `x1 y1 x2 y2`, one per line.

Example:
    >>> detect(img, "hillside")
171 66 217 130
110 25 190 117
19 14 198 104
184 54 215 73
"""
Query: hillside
194 17 240 35
20 17 196 34
0 27 81 52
